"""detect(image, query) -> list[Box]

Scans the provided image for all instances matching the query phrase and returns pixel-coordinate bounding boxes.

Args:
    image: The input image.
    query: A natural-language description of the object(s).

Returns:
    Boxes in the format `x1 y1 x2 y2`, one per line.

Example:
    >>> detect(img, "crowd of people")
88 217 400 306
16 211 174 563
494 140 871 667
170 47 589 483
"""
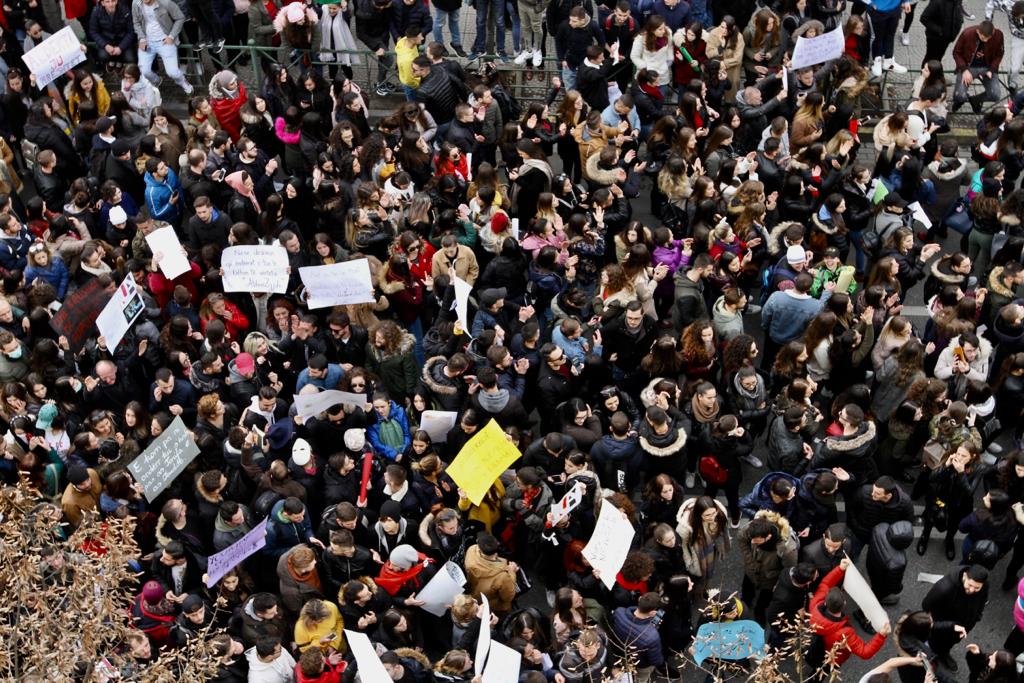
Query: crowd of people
8 0 1024 679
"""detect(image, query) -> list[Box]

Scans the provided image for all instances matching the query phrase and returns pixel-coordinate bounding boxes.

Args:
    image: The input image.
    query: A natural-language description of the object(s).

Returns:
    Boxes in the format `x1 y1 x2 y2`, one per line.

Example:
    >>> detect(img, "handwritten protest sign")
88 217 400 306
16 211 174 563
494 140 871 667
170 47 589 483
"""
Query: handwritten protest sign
445 420 521 505
345 630 391 683
583 499 636 589
145 227 191 279
419 410 459 443
128 416 200 501
475 594 492 675
205 519 268 587
843 558 888 631
22 27 86 88
417 561 467 616
482 641 521 683
300 259 375 308
293 390 367 416
95 274 145 349
222 245 290 293
50 278 108 351
693 621 765 666
790 26 845 70
549 482 586 527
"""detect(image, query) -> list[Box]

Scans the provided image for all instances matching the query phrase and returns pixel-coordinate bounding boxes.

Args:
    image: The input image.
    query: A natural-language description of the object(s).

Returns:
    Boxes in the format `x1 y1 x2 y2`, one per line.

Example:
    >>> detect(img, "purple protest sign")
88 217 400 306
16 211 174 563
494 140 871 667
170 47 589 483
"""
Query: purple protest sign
205 518 269 587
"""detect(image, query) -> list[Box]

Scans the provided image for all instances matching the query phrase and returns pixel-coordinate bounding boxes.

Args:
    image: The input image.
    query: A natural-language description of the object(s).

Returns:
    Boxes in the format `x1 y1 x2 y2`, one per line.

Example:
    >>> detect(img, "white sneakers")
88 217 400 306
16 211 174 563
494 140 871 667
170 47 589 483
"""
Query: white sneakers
873 56 908 76
514 49 544 67
900 31 910 45
884 57 908 73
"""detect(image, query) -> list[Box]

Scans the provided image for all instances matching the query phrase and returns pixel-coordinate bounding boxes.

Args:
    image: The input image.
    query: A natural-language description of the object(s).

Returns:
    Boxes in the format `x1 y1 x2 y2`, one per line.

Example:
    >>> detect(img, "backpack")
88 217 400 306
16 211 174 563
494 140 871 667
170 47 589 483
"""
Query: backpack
251 489 282 521
491 84 522 125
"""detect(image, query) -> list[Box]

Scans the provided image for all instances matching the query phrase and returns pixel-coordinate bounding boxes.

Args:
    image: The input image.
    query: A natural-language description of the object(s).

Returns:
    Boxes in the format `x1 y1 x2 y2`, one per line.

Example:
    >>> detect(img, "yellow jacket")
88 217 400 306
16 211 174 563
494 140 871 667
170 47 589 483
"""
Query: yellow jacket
293 602 346 653
396 38 421 88
67 77 111 124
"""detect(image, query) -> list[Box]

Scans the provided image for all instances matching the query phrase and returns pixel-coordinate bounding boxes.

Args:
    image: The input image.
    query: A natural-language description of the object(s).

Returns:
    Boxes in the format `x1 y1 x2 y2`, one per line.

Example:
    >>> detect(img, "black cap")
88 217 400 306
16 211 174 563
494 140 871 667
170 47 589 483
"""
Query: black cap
882 193 907 209
182 594 205 614
379 500 402 522
479 288 507 307
68 465 90 485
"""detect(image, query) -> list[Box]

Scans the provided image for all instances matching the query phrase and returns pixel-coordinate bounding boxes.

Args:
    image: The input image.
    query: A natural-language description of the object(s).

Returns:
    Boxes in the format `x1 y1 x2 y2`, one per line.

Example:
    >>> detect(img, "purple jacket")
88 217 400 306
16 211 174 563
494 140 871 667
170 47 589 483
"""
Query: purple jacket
652 241 690 297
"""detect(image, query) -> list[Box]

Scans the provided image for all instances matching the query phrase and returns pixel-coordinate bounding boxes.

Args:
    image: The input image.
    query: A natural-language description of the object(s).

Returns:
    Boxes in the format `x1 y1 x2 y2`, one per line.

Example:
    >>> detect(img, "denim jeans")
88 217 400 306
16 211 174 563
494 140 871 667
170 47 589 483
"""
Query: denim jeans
472 0 506 55
954 66 1002 105
561 66 577 89
432 8 462 47
403 84 417 101
139 40 188 86
506 0 521 53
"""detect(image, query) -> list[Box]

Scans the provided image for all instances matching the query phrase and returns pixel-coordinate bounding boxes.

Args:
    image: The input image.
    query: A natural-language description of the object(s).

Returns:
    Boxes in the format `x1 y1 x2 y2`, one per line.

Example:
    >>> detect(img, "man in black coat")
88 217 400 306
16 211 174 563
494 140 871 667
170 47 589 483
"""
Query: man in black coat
32 150 67 211
798 522 851 581
922 565 991 671
575 44 616 112
764 562 818 644
89 0 138 66
535 343 577 433
413 56 460 128
847 476 915 553
865 521 914 606
599 300 656 395
325 311 369 367
103 140 146 206
556 7 605 89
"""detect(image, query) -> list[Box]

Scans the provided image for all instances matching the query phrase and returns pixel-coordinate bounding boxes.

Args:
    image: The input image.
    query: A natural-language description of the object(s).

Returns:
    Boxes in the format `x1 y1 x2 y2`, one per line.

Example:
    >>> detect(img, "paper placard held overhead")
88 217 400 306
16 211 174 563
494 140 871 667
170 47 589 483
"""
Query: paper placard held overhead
482 641 522 683
22 27 86 87
222 245 290 293
300 259 376 308
145 227 191 279
205 519 268 587
583 501 636 589
475 594 492 676
445 420 521 505
345 630 391 683
128 416 201 501
419 410 459 443
842 559 888 631
789 26 845 70
293 390 367 416
453 275 472 330
416 561 467 616
95 274 145 349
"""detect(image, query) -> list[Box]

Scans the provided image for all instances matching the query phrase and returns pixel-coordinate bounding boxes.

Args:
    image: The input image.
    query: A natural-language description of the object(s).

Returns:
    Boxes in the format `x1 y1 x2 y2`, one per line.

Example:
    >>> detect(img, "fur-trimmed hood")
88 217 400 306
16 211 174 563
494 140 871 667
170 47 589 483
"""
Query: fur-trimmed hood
585 153 623 187
930 256 969 285
811 211 839 235
768 221 803 256
927 156 968 182
420 356 458 396
752 508 793 539
988 266 1016 300
638 419 687 457
822 420 877 453
273 2 318 32
791 19 825 40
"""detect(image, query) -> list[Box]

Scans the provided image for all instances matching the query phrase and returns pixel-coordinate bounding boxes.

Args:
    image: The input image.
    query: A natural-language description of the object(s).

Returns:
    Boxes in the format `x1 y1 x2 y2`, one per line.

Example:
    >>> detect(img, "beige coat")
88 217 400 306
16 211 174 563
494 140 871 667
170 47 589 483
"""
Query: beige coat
431 244 479 284
704 28 745 102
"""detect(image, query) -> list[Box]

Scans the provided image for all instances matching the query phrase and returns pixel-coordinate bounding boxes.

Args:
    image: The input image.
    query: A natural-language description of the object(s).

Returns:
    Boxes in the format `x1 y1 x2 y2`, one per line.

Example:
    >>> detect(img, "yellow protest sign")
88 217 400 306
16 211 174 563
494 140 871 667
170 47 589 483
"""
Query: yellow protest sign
446 419 521 505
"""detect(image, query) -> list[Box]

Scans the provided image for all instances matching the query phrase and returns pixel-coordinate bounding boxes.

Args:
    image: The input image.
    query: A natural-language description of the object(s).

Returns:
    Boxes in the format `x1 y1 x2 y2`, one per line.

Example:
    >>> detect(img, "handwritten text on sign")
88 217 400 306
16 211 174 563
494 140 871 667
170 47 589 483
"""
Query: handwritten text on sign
582 501 636 589
22 27 86 88
299 259 376 308
205 519 269 587
128 416 201 501
222 246 290 293
789 26 845 70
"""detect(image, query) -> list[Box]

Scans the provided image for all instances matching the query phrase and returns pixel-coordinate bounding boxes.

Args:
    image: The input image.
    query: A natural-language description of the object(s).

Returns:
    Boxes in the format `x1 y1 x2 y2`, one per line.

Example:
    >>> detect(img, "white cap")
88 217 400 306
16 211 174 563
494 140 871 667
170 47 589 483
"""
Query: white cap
786 244 806 265
344 428 366 451
291 438 312 466
108 206 128 225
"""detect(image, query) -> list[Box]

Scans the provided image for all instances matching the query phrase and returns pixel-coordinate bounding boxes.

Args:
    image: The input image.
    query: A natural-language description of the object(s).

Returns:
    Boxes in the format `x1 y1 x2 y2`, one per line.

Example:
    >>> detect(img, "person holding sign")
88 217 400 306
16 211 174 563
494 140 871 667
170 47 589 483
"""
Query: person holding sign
808 558 890 668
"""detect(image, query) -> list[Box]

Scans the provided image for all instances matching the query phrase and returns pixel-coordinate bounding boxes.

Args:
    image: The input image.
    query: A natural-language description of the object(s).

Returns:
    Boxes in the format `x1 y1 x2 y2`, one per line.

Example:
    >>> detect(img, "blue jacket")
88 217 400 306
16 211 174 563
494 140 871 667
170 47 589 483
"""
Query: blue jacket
295 363 345 393
144 169 182 223
552 325 602 368
761 289 828 343
263 499 315 558
25 255 69 299
367 400 411 460
870 0 902 12
652 0 690 29
0 228 33 274
739 472 800 519
611 606 664 667
601 102 641 132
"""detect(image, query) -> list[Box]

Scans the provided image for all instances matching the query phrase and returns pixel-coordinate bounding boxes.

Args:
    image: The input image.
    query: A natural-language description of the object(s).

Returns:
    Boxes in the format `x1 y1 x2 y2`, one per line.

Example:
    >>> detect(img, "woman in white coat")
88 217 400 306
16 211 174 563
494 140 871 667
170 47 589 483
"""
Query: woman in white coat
630 15 674 96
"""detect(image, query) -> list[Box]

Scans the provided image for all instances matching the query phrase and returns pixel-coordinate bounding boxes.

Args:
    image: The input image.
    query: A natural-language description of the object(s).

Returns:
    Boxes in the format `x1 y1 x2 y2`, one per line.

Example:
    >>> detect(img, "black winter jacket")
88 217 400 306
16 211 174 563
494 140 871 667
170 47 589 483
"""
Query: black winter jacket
866 521 914 598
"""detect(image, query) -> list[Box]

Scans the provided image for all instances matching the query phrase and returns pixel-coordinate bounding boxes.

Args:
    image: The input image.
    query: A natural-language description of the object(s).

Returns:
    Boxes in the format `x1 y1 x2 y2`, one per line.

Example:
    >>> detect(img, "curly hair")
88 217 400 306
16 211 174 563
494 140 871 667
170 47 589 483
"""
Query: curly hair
681 320 716 366
619 550 655 583
722 334 757 376
369 320 405 356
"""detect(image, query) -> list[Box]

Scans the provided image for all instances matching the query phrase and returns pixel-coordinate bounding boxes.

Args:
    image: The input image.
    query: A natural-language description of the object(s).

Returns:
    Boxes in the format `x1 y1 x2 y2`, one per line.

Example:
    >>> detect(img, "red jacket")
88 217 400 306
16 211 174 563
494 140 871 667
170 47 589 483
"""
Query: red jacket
295 661 345 683
808 566 886 665
952 26 1004 73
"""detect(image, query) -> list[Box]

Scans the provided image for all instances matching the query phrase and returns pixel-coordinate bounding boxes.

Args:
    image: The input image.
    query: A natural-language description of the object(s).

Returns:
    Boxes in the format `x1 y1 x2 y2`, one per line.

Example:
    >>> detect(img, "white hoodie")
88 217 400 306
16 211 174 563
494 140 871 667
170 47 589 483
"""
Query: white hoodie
245 647 296 683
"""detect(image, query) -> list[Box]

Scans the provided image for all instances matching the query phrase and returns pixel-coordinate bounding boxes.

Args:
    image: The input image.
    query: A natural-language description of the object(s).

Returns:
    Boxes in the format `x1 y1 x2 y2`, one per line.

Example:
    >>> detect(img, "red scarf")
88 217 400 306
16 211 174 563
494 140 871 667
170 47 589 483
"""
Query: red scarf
615 573 649 593
640 82 664 102
376 555 431 595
